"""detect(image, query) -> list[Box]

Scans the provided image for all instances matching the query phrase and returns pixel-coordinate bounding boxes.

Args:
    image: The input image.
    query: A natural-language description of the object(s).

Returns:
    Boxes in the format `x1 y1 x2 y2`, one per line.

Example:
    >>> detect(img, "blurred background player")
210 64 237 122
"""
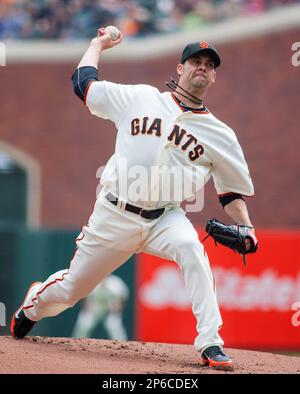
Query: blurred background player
72 275 129 340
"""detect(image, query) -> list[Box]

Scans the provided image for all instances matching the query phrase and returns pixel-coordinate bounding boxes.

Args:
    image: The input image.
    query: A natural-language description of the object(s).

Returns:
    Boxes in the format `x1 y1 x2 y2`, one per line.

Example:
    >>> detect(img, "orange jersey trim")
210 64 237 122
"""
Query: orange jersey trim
84 80 95 106
171 93 210 114
218 192 255 198
218 192 237 197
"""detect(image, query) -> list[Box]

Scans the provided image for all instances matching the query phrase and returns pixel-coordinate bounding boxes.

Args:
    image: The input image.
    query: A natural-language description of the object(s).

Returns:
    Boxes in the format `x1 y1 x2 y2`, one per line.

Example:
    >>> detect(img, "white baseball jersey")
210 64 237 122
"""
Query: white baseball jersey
86 81 254 209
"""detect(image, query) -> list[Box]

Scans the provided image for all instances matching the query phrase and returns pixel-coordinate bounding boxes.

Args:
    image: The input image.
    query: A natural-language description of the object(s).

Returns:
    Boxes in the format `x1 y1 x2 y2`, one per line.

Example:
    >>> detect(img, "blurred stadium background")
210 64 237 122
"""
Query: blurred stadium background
0 0 299 354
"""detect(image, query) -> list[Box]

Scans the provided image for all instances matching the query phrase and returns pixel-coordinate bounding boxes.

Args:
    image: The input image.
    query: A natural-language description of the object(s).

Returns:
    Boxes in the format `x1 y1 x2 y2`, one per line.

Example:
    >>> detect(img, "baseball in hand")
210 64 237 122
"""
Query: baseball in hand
104 26 120 41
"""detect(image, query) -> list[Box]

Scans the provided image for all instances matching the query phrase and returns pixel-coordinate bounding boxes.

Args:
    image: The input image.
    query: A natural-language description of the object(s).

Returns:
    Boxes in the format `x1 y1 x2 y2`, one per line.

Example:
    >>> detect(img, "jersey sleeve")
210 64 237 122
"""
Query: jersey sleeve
212 140 254 196
85 81 141 127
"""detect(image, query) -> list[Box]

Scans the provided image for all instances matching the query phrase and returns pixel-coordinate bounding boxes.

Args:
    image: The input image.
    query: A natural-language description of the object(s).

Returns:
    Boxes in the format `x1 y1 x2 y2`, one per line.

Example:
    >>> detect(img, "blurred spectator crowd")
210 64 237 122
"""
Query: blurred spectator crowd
0 0 299 40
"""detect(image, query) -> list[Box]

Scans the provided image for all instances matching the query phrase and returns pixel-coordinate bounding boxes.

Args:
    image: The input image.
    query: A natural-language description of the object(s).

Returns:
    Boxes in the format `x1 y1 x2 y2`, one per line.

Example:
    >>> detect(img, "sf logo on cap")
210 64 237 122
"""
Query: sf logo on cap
199 41 209 49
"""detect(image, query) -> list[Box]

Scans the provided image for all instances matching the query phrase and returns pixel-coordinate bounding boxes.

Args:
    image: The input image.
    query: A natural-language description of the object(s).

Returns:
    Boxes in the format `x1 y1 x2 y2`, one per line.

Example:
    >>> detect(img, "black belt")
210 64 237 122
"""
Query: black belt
106 192 165 220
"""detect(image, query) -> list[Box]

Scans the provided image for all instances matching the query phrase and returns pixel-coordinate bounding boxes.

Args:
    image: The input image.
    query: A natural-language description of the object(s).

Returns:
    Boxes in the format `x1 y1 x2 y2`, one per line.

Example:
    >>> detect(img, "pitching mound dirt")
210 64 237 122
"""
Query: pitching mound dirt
0 336 299 374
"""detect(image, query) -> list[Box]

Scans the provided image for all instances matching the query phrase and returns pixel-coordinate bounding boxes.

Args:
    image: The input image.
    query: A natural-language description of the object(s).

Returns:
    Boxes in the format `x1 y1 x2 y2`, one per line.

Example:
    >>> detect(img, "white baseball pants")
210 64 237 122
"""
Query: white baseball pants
23 191 224 353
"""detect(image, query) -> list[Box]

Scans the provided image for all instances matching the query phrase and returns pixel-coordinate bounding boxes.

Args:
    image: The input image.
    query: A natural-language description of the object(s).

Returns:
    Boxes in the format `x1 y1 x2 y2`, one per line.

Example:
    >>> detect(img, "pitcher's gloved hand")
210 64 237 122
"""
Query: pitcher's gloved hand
203 218 258 266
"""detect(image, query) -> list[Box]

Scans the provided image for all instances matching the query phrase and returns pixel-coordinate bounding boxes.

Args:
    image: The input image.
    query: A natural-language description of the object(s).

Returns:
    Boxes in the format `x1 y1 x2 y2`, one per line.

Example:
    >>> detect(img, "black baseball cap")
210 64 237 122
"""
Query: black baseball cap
180 41 221 68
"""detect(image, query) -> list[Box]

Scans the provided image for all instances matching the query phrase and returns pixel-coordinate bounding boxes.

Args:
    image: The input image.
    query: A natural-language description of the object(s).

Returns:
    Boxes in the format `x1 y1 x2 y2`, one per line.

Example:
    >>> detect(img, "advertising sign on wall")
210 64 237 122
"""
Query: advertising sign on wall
136 229 300 349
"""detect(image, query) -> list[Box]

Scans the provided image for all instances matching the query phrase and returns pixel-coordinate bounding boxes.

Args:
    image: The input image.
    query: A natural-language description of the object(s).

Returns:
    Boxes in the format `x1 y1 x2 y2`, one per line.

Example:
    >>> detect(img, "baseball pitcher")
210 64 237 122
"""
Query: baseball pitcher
11 27 258 371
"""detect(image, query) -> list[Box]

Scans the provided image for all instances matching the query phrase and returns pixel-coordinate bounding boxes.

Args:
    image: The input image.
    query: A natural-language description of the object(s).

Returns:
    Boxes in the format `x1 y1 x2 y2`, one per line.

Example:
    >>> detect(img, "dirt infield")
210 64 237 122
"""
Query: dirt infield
0 336 299 374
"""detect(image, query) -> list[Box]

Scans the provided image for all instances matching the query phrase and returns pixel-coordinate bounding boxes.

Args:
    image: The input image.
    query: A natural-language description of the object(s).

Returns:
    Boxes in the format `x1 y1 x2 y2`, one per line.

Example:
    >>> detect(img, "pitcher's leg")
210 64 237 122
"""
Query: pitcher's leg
143 208 224 353
23 225 133 321
176 241 224 352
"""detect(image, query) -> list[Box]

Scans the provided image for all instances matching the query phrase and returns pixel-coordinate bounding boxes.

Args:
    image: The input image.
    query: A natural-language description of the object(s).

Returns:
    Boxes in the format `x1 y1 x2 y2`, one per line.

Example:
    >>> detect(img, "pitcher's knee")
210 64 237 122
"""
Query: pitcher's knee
176 234 201 253
174 235 207 269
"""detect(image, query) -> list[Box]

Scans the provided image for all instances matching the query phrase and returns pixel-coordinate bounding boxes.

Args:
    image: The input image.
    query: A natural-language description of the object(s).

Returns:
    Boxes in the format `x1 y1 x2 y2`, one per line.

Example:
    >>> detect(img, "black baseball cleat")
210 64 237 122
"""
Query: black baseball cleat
11 281 41 339
10 309 36 339
200 345 233 371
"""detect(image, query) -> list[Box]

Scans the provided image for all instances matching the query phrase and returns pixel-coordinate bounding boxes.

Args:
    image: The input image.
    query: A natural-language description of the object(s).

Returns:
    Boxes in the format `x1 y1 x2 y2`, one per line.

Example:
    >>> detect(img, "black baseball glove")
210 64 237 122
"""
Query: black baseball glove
203 218 258 266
